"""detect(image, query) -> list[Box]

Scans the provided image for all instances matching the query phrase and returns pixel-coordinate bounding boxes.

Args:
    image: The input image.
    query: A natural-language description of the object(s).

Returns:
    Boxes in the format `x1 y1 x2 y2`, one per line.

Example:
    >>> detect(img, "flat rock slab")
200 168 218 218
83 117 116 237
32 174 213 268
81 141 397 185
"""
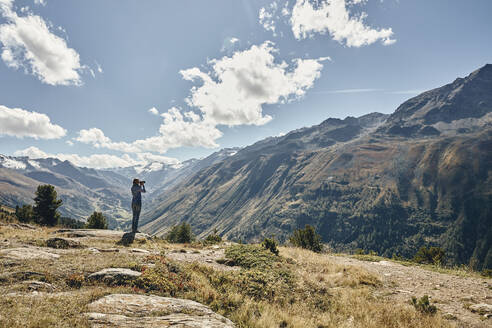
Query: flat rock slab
46 237 85 249
88 268 141 285
86 294 234 328
0 247 60 260
55 229 150 241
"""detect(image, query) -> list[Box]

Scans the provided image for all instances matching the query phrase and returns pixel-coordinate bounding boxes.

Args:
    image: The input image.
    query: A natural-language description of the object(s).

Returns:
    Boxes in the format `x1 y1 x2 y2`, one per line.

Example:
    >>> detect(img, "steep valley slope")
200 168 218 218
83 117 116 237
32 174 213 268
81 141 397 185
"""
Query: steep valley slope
142 64 492 270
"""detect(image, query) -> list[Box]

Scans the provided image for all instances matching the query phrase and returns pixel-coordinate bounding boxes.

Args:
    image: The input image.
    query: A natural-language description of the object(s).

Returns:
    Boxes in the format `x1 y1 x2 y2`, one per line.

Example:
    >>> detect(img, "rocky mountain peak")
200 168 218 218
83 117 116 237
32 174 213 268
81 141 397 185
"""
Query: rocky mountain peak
379 64 492 137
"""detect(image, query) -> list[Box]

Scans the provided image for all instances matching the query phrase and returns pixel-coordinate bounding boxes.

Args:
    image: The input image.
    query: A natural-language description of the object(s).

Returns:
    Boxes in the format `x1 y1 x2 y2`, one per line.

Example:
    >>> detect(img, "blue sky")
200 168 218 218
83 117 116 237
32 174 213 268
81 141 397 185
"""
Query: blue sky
1 0 491 168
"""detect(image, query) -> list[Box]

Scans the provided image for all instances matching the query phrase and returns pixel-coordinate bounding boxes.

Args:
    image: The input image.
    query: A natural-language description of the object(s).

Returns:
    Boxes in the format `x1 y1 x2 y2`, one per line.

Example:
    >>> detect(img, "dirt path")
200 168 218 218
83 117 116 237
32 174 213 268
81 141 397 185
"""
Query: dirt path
327 255 492 328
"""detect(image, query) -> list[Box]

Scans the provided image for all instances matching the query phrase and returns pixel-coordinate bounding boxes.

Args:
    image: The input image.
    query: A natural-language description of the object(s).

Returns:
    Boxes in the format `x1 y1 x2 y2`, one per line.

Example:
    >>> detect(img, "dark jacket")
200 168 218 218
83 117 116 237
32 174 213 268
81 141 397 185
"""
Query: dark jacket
131 183 146 204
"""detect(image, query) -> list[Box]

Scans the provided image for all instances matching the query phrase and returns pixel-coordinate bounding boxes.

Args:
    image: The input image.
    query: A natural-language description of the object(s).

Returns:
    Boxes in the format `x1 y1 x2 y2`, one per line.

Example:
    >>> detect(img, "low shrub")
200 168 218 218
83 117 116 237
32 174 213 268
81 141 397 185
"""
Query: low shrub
133 256 192 296
66 273 84 289
411 295 437 315
289 225 323 253
412 246 445 265
225 244 279 269
204 228 222 245
261 236 279 255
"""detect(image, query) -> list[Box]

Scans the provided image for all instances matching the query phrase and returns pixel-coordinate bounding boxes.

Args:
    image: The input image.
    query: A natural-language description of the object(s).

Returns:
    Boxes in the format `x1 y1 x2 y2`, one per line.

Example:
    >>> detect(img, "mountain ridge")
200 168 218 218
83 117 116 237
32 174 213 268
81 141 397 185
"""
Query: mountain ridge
142 64 492 270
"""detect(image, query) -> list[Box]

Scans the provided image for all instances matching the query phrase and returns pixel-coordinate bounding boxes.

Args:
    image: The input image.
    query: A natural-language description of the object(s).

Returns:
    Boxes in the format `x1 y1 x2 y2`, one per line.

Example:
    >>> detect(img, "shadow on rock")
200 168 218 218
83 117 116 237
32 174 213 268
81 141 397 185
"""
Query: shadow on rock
117 232 135 246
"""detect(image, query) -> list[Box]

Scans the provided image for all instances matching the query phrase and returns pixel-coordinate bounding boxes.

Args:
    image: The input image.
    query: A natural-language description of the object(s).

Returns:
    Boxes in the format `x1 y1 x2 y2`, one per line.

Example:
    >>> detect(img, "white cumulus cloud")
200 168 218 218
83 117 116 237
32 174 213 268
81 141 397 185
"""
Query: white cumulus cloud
0 104 66 139
181 41 329 127
0 0 84 85
33 0 46 6
75 42 328 154
290 0 396 47
74 108 223 154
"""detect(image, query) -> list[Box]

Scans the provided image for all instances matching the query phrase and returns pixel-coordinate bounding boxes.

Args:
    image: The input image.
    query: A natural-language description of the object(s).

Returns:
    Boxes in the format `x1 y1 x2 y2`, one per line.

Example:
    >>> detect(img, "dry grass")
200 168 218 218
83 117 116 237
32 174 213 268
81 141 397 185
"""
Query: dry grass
0 225 454 328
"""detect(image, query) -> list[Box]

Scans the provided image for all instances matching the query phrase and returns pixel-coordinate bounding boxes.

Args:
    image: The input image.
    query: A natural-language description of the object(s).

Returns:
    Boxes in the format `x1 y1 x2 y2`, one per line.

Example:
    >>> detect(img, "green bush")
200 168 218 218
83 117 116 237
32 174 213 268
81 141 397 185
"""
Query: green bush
86 211 108 229
261 236 279 255
225 244 279 269
166 222 194 243
15 204 34 223
289 224 323 253
411 295 437 315
412 246 445 265
133 256 192 296
33 185 62 226
204 228 222 245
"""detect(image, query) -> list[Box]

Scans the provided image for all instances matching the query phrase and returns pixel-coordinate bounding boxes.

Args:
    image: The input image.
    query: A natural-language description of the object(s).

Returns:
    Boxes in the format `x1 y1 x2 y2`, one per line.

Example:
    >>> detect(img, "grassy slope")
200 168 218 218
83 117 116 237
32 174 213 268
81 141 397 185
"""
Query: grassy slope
142 130 492 269
0 222 454 328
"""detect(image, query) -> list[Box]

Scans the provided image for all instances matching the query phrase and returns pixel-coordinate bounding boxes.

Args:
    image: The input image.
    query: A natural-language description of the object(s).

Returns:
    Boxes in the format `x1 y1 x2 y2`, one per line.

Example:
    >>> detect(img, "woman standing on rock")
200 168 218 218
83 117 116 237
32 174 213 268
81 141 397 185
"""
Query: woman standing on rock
131 178 146 233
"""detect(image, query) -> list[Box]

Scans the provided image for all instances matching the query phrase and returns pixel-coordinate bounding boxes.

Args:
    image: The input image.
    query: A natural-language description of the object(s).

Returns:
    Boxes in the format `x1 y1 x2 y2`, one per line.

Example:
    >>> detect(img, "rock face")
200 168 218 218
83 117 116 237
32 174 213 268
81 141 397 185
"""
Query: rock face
85 294 235 328
0 247 60 260
379 64 492 137
87 268 141 285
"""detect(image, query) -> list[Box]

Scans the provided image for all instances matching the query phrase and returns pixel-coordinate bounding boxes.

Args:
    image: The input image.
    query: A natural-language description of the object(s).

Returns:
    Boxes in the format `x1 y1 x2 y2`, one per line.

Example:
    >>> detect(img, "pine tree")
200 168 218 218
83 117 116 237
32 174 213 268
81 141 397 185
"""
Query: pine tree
33 185 62 226
86 211 108 229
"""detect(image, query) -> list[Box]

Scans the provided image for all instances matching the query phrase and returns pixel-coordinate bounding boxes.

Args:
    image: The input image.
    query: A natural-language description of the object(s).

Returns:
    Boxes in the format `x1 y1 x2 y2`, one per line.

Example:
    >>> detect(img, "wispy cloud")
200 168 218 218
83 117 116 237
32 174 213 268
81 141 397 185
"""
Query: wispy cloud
315 88 383 94
387 89 424 95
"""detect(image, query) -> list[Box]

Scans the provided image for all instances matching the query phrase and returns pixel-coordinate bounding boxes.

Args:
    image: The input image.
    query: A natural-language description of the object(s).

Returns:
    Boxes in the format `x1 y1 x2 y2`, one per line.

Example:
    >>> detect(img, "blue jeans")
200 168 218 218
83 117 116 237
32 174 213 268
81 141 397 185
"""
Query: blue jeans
131 202 141 233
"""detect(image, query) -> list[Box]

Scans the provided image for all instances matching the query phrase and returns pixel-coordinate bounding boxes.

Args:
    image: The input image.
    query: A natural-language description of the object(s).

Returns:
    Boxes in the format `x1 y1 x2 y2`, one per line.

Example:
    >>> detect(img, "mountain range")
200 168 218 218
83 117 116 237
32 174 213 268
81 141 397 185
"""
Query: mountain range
1 64 490 269
141 64 492 270
0 148 239 229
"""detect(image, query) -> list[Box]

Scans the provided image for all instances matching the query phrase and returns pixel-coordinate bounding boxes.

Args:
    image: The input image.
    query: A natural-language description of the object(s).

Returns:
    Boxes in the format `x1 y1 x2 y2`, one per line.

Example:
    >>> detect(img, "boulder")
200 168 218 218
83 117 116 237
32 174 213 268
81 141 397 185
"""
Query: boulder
0 247 60 260
118 232 135 246
46 237 84 249
469 303 492 315
86 294 235 327
87 268 141 285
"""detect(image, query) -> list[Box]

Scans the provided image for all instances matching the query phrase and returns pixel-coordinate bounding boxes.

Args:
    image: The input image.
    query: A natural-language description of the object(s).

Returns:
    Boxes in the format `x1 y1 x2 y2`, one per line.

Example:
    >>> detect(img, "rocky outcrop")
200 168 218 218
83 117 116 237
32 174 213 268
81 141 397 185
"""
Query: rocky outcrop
85 294 235 327
379 64 492 137
0 247 60 260
469 303 492 315
56 229 150 241
87 268 141 285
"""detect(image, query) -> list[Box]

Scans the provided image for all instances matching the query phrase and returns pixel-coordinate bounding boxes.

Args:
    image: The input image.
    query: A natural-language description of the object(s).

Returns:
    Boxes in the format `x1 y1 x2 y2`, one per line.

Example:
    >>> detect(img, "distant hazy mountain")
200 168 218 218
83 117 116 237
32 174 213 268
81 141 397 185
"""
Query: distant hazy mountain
0 147 241 229
142 64 492 270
